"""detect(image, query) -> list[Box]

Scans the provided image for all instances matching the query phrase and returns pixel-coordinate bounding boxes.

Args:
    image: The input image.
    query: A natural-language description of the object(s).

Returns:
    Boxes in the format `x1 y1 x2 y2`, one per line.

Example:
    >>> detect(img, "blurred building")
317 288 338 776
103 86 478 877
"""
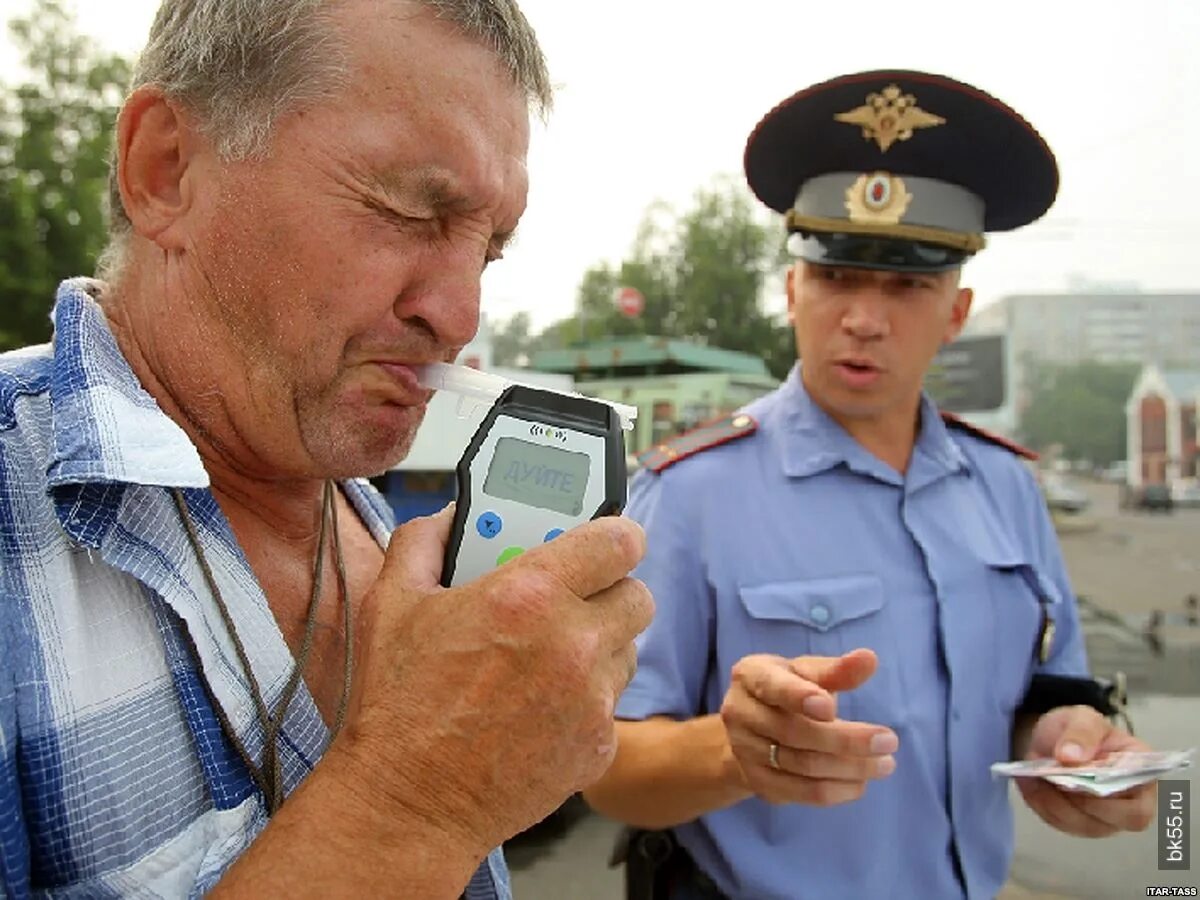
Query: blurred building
924 333 1017 437
1125 364 1200 487
965 291 1200 454
965 291 1200 367
529 336 779 457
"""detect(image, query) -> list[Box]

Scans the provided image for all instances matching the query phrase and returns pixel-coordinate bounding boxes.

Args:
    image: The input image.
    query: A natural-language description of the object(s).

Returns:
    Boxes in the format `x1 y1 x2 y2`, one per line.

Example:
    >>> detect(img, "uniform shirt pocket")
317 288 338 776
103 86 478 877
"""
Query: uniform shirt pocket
735 575 906 726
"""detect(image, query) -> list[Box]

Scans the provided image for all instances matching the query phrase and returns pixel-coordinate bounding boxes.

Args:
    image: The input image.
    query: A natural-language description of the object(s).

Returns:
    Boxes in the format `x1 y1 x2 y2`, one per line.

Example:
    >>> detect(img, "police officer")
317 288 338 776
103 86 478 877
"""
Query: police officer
585 70 1156 900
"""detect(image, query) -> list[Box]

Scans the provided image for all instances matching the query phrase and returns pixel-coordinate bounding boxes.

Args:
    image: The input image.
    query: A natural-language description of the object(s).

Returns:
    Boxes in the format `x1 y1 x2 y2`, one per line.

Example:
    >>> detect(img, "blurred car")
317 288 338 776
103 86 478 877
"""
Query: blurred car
1041 473 1090 514
1171 480 1200 508
1099 461 1128 484
1136 483 1174 512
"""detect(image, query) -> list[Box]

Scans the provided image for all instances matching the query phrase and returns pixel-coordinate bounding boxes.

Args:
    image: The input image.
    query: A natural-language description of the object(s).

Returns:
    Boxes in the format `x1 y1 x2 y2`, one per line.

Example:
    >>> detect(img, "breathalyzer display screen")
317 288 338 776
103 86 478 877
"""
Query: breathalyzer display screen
482 436 591 516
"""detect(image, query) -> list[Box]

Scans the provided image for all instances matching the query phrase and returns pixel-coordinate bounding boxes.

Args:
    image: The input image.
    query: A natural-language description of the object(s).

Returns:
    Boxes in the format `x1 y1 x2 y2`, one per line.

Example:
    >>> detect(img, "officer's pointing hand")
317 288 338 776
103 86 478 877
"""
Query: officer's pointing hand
720 648 898 806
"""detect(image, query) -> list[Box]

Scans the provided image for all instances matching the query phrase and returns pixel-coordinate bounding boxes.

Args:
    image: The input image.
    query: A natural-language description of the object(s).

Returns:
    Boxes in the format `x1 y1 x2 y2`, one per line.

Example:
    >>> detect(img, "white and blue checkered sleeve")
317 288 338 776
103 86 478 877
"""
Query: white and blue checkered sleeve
0 586 32 898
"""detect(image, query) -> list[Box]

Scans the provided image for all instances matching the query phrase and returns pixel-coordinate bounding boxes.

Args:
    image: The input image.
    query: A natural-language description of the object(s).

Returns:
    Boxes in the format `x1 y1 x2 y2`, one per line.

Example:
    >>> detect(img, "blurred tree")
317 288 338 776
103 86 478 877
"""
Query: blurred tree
540 178 796 379
0 0 130 350
490 310 533 367
1018 360 1141 465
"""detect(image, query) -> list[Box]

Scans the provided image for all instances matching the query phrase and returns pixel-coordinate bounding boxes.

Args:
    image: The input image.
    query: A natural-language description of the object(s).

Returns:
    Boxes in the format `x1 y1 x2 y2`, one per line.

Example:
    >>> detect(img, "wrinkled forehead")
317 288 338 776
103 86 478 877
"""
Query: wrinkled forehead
331 0 532 111
319 2 531 206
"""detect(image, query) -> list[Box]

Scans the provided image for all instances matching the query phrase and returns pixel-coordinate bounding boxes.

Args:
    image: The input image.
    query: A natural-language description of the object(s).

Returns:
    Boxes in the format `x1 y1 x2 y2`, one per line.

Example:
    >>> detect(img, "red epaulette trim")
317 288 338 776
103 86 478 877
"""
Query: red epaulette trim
940 410 1038 460
636 413 758 474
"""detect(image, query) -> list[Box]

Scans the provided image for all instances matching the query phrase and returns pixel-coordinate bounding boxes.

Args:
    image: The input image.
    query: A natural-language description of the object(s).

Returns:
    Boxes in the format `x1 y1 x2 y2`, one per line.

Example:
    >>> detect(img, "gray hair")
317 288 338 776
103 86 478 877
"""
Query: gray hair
98 0 552 279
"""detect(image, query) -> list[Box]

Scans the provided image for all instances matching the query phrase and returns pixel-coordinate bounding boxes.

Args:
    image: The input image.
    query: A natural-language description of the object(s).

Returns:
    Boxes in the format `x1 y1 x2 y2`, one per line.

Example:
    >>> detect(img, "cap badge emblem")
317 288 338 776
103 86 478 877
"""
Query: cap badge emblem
835 85 945 152
846 172 912 224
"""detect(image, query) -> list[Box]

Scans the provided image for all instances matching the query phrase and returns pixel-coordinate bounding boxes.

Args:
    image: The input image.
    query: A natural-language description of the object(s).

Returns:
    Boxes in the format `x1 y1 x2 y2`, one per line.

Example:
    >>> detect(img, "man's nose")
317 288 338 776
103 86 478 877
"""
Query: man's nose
841 293 889 340
393 253 484 350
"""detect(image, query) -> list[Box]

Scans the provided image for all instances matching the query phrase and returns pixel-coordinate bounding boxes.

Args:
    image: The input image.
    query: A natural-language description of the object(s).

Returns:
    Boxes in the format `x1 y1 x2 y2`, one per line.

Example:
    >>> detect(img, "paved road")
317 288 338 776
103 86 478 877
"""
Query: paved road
1057 482 1200 619
505 478 1200 899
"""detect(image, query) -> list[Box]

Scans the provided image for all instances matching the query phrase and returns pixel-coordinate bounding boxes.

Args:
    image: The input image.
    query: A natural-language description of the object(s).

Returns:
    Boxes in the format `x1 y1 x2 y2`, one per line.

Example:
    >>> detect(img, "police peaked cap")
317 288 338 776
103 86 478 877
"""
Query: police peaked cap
744 70 1059 272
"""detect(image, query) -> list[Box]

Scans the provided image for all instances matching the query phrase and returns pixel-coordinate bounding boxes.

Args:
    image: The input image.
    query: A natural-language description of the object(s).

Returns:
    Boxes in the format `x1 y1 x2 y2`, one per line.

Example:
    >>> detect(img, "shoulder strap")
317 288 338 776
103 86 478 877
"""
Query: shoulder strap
637 413 758 473
939 410 1038 460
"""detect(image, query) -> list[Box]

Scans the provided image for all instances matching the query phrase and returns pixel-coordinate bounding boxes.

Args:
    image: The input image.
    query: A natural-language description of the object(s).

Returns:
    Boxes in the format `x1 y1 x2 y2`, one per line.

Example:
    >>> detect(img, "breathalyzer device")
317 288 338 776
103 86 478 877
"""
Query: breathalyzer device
415 364 636 588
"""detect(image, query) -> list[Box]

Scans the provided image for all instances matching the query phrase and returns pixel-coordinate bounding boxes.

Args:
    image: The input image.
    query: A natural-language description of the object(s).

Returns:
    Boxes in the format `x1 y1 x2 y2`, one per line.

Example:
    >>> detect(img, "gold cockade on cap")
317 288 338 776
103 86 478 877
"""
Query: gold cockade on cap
835 85 945 152
845 172 912 225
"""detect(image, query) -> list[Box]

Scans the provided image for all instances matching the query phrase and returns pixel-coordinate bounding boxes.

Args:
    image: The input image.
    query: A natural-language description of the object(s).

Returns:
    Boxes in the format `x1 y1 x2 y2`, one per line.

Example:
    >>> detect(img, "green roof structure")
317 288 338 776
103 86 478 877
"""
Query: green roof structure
529 336 780 456
530 336 771 379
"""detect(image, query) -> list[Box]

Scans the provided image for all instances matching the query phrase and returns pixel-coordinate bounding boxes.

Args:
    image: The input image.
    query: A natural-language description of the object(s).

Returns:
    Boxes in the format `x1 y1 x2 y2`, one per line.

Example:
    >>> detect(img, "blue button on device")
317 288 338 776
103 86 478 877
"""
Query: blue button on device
476 511 502 539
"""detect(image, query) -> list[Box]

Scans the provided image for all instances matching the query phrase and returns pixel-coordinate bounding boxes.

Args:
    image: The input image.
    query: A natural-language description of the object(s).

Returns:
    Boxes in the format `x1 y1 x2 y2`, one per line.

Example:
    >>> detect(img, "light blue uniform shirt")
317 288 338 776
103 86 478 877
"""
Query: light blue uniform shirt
0 280 509 899
617 366 1087 900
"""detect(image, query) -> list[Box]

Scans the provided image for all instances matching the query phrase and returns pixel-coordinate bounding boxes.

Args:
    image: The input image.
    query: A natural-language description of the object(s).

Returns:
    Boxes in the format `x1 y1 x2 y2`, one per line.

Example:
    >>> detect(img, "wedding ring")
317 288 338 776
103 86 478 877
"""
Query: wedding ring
768 741 781 770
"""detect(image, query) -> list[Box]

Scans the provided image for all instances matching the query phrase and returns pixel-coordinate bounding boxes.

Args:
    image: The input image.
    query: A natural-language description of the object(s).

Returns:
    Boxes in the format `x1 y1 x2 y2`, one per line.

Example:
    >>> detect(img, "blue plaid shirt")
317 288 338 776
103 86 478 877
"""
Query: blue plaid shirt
0 280 510 899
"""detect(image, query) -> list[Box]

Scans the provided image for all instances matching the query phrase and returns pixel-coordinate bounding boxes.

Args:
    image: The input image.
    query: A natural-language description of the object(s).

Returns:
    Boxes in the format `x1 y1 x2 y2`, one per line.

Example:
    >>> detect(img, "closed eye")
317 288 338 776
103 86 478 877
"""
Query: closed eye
366 191 516 271
367 197 434 228
486 230 517 267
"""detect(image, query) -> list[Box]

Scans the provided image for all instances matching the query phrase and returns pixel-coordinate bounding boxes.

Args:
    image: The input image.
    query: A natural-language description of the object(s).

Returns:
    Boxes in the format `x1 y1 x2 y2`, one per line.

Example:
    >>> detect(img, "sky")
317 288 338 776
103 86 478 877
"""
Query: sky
4 0 1200 332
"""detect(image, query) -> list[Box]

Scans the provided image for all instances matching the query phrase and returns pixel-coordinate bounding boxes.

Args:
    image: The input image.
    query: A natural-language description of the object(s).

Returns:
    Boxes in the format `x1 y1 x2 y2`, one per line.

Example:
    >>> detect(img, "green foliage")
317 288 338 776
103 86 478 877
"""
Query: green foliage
1018 359 1141 465
0 0 130 351
490 310 533 367
520 177 796 379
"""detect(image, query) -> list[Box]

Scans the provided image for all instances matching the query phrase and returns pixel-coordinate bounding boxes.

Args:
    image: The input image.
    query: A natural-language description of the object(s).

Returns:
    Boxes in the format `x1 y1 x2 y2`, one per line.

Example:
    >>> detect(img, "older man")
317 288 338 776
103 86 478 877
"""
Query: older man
0 2 651 897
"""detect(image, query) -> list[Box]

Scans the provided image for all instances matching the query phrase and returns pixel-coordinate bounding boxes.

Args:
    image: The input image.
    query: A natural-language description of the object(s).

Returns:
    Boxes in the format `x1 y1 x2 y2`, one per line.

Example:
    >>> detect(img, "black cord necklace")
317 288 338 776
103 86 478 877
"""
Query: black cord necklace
172 479 354 814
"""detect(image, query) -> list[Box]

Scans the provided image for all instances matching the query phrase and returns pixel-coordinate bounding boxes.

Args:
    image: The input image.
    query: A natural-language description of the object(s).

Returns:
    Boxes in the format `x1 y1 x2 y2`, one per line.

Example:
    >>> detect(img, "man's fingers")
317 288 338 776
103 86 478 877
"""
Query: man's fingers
785 717 899 758
599 643 640 703
734 651 881 723
733 654 837 720
508 516 646 600
1073 785 1157 832
1051 707 1113 764
723 685 898 759
1017 778 1120 838
584 576 656 654
753 769 869 807
1020 709 1156 836
789 648 878 694
723 657 899 809
768 743 896 783
1018 772 1152 837
380 503 456 592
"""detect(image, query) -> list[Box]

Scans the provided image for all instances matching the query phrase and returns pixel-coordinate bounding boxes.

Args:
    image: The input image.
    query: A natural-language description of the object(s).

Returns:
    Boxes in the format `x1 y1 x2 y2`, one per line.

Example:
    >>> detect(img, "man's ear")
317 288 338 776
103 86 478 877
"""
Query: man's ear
115 86 205 249
786 263 798 324
943 285 973 344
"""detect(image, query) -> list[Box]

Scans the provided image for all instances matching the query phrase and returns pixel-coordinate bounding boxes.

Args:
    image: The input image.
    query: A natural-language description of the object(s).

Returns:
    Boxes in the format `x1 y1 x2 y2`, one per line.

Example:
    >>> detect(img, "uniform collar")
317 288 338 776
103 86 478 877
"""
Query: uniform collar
779 365 970 488
45 278 209 491
908 394 972 491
